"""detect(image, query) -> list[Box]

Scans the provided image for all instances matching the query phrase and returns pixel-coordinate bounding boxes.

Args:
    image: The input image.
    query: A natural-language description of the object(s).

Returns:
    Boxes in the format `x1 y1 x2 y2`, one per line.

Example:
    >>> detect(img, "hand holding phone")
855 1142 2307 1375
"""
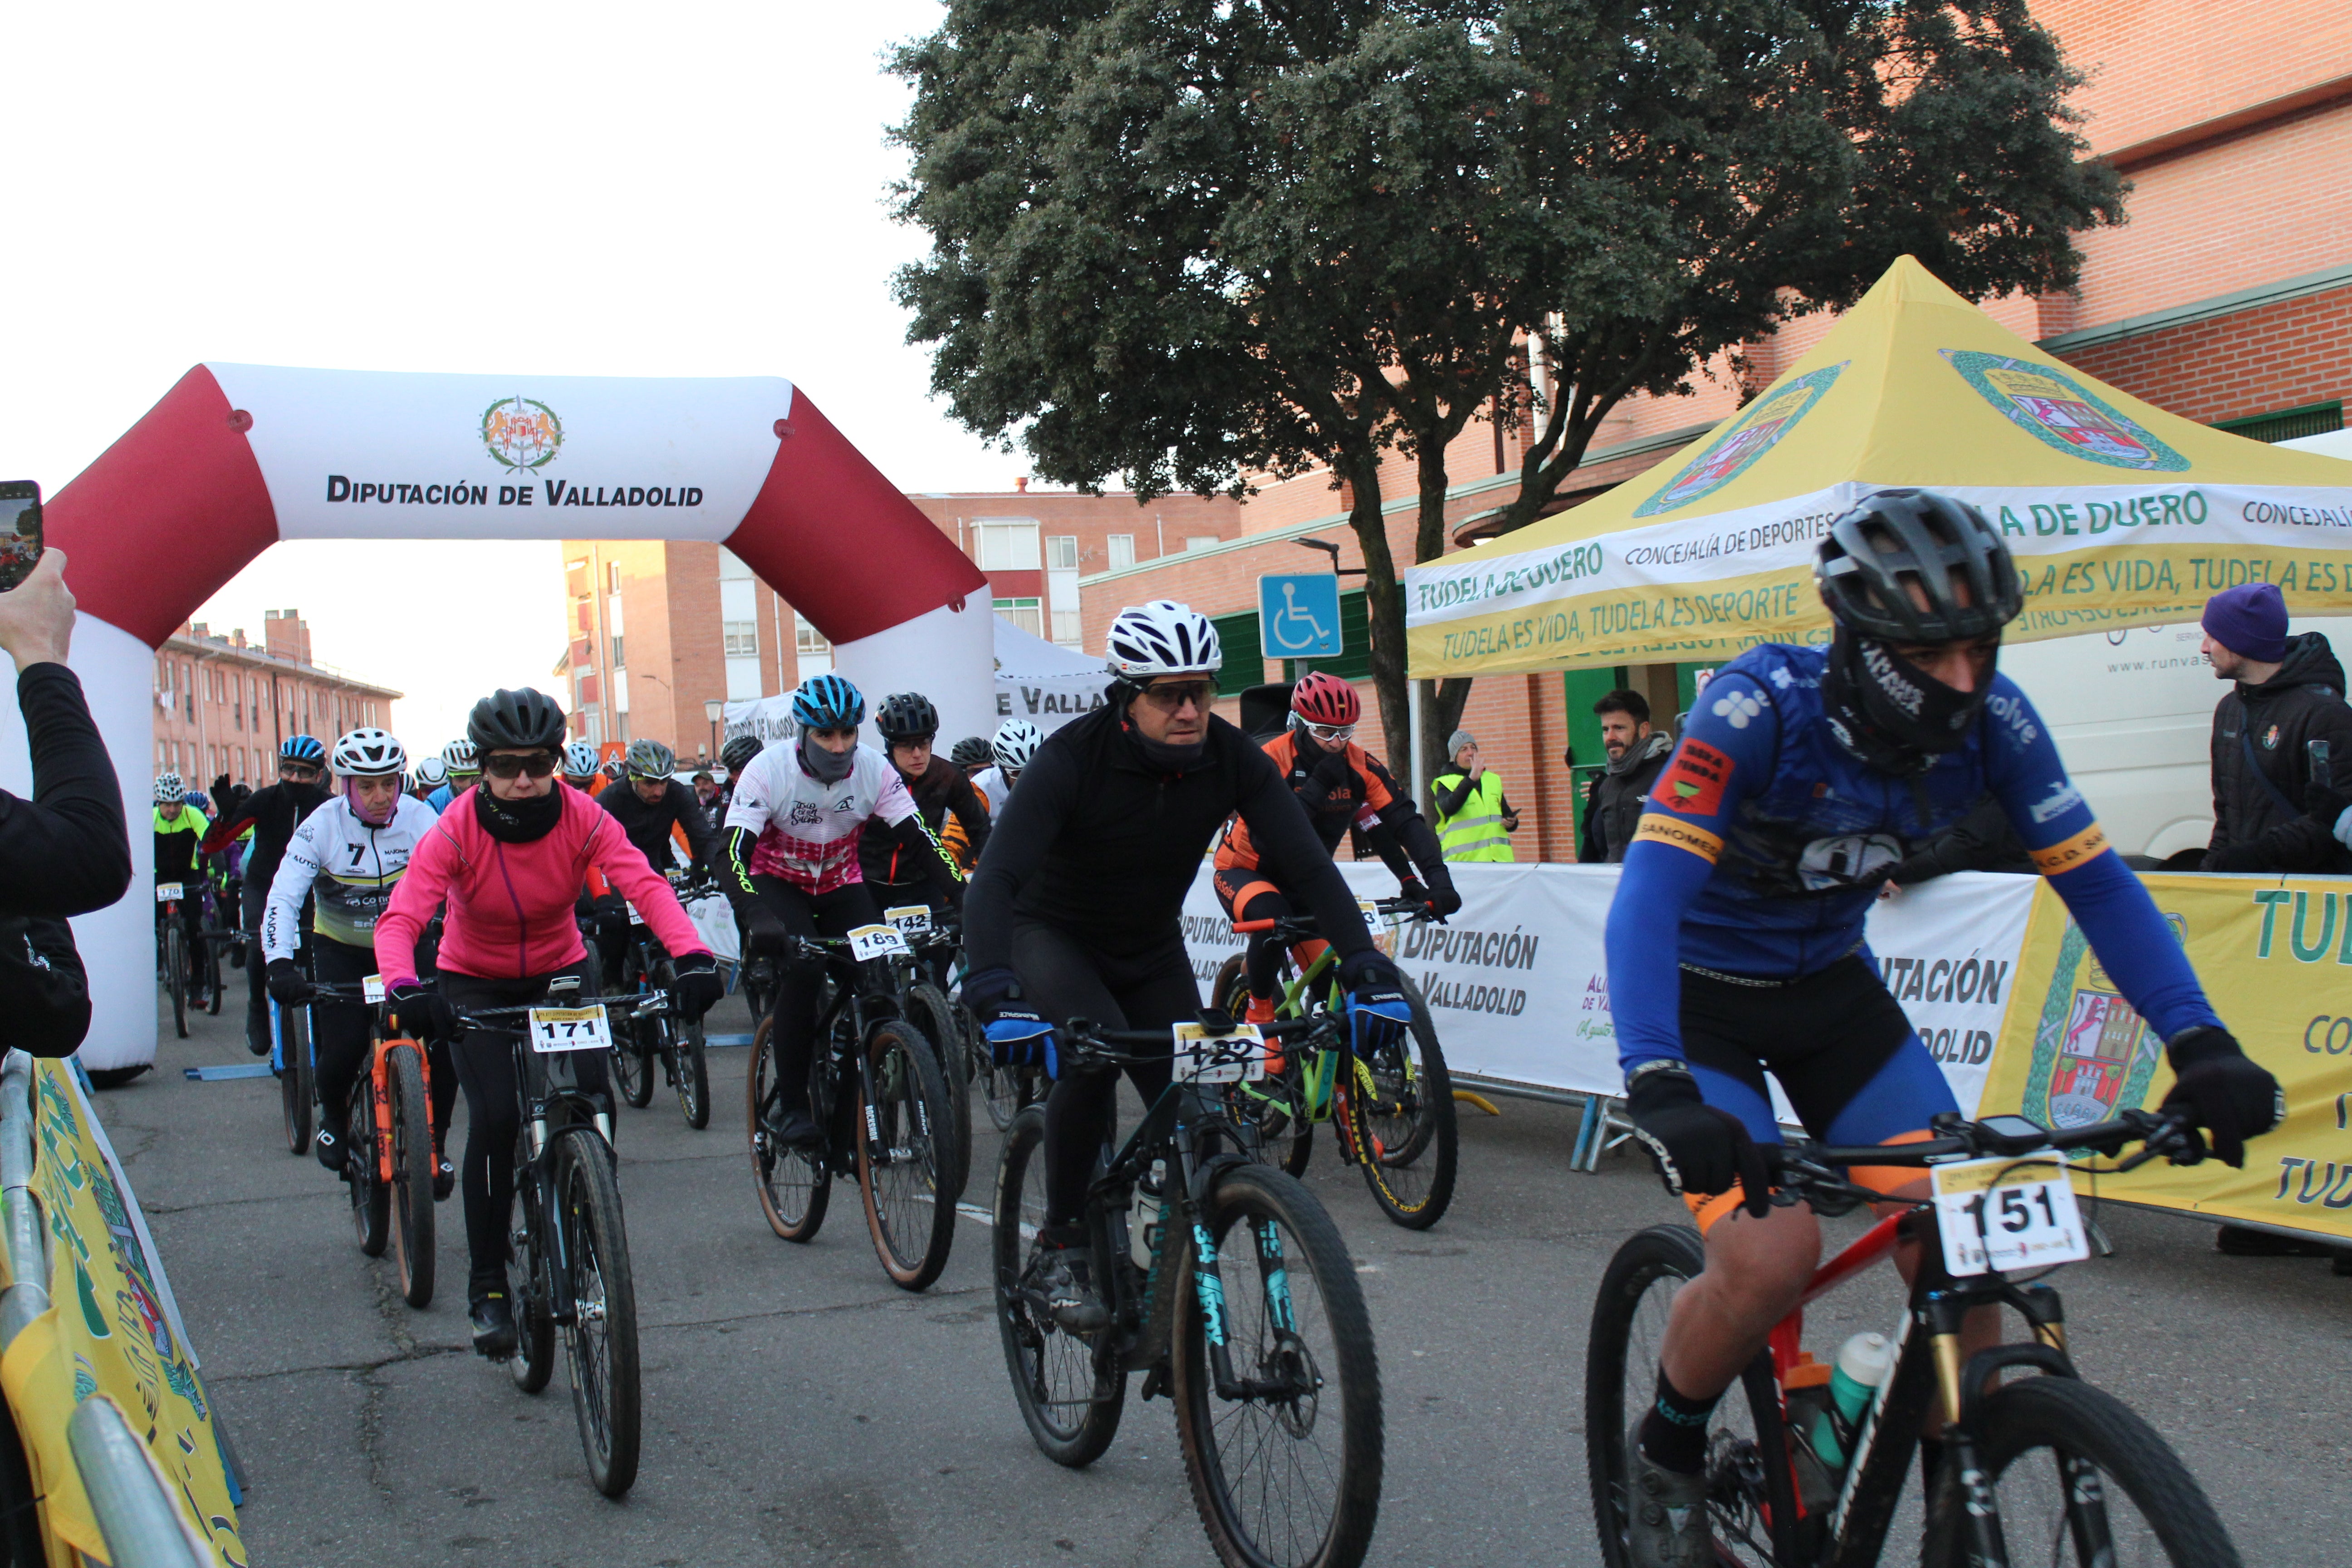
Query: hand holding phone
0 482 40 594
0 549 75 673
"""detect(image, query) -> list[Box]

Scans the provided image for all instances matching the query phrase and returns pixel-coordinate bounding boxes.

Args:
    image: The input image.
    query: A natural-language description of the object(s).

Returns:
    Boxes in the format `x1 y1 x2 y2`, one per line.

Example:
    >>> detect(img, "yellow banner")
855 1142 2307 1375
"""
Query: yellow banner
0 1061 245 1566
1978 875 2352 1239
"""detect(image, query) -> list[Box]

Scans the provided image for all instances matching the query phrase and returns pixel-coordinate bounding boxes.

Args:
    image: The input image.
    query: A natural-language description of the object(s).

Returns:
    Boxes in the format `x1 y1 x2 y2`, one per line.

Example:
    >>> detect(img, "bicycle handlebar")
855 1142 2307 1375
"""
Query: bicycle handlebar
1764 1109 2204 1210
1054 1013 1330 1069
1232 895 1437 936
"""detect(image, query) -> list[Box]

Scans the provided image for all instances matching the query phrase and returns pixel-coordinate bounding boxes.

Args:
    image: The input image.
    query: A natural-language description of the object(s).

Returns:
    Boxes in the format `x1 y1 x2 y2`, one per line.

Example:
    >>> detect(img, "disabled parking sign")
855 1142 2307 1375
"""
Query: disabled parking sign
1258 573 1343 658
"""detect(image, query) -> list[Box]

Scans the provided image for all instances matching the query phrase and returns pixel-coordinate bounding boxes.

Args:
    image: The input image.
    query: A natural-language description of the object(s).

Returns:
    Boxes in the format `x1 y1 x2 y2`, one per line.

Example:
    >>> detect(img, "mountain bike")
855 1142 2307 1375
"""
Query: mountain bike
194 875 230 1015
609 876 714 1130
311 980 437 1308
1210 897 1457 1229
994 1012 1384 1568
877 902 973 1198
154 883 191 1039
454 976 642 1499
1587 1108 2242 1567
745 926 958 1291
270 947 317 1157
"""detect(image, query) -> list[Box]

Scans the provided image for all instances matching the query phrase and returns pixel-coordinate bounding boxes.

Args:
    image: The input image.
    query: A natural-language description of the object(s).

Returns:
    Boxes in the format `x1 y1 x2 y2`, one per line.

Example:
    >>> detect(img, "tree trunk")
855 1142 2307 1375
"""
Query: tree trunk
1337 451 1414 780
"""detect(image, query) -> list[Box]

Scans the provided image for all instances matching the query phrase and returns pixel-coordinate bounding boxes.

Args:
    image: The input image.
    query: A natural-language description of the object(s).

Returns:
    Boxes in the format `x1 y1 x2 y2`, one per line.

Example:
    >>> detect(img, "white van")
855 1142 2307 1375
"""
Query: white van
2000 428 2352 864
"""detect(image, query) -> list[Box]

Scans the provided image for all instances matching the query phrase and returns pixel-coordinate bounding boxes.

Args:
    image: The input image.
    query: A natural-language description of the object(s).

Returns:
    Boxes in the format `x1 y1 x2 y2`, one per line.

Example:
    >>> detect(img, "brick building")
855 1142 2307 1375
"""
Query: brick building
152 610 402 790
1082 0 2352 861
557 484 1244 759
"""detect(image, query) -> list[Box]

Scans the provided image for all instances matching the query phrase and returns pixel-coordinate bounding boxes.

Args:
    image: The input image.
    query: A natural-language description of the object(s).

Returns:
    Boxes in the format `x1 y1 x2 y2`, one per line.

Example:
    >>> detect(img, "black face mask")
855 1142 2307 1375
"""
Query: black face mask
799 734 856 784
1121 697 1205 774
474 782 565 843
1820 626 1992 775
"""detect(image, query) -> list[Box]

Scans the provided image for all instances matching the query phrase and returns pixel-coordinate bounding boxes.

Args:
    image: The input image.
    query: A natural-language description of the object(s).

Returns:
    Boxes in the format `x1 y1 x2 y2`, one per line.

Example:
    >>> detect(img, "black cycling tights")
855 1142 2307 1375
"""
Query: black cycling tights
750 877 882 1116
311 938 456 1147
440 964 610 1296
1013 920 1201 1225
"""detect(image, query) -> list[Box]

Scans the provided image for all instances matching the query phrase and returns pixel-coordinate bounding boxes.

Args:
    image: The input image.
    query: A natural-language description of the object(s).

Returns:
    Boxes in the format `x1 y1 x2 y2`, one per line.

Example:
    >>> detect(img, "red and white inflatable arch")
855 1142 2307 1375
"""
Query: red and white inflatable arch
26 364 991 1071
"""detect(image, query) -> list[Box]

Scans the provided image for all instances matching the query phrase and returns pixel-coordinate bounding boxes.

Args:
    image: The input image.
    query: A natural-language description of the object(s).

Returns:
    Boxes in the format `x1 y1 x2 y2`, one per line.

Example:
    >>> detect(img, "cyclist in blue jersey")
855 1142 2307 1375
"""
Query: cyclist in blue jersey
1604 490 2282 1568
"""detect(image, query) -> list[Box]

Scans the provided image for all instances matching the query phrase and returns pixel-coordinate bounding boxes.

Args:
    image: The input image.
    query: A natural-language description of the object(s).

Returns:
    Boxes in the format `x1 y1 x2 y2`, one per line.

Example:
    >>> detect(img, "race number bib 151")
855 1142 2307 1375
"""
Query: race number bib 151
1931 1156 2090 1277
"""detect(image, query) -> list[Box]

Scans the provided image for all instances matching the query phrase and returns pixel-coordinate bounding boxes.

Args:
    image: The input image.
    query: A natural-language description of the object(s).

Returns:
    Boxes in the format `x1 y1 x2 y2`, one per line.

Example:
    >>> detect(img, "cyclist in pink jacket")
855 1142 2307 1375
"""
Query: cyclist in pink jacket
376 687 724 1357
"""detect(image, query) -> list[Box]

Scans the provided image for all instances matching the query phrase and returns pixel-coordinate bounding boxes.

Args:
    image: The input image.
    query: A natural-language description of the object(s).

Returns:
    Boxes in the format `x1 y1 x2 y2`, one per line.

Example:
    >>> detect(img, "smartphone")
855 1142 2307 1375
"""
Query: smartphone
0 481 41 593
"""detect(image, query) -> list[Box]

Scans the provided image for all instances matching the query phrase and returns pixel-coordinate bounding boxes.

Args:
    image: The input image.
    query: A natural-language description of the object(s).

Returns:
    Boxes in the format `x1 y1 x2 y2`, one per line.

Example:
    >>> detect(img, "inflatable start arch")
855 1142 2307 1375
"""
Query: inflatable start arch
32 364 992 1070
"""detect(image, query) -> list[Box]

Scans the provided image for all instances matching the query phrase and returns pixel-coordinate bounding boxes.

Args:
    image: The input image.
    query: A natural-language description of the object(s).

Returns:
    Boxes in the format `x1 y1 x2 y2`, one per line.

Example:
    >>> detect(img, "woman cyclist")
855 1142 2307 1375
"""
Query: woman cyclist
263 729 451 1190
375 688 726 1357
720 674 964 1149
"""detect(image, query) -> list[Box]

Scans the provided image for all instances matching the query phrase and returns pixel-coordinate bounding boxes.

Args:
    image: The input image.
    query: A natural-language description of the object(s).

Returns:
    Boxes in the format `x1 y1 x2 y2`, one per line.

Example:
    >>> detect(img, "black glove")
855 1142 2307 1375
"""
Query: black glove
1625 1064 1771 1219
1402 875 1461 917
2160 1026 2282 1167
671 953 726 1019
741 903 791 954
387 982 453 1044
2198 843 2267 873
264 958 313 1005
961 965 1024 1023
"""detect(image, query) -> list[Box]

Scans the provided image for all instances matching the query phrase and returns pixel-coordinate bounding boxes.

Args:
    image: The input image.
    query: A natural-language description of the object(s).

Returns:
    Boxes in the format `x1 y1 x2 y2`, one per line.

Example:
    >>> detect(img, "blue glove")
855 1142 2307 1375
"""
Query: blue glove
985 1007 1059 1078
1338 951 1411 1059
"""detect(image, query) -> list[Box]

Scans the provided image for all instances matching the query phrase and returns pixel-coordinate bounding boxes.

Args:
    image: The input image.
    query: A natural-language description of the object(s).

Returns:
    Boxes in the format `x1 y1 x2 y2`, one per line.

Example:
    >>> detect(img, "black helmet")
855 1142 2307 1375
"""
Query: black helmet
721 734 764 776
467 687 569 753
874 691 940 742
948 735 991 770
1815 490 2021 644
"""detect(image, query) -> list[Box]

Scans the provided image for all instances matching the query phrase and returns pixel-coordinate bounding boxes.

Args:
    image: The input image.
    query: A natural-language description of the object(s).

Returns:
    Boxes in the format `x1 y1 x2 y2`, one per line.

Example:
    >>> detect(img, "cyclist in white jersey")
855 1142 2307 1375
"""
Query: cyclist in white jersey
720 674 964 1147
265 729 455 1190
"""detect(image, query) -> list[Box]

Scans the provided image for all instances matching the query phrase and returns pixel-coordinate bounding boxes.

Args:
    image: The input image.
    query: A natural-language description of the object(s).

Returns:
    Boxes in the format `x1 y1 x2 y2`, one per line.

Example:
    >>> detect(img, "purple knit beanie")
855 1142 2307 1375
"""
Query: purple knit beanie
2200 582 2288 663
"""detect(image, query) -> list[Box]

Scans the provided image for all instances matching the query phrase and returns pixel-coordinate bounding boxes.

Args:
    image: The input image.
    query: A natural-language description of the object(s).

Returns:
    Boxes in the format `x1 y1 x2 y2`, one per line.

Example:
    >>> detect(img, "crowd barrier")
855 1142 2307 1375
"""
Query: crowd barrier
0 1051 242 1566
1180 862 2352 1246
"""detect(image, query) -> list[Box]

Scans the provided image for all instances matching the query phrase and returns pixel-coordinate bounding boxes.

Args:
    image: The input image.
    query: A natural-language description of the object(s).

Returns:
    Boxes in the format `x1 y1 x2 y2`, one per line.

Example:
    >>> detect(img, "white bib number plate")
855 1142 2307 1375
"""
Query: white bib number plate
1172 1021 1268 1084
363 974 386 1005
155 883 183 903
626 901 645 926
528 1004 614 1054
847 923 911 962
883 904 932 936
1931 1157 2090 1277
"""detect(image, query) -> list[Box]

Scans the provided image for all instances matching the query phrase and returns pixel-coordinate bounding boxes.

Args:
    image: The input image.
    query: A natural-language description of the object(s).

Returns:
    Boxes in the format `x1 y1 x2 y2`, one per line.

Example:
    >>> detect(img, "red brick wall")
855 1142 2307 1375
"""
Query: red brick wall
2054 284 2352 426
2035 0 2352 157
152 626 399 788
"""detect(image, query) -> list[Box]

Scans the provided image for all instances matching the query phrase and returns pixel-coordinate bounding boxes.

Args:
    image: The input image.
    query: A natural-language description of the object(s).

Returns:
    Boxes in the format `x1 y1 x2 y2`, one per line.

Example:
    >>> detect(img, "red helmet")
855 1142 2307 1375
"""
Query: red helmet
1290 671 1360 728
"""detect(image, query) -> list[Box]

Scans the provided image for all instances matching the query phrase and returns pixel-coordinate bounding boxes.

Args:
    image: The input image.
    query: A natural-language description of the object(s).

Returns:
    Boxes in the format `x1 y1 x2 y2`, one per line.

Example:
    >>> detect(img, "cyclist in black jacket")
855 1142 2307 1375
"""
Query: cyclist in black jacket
592 738 721 986
962 600 1412 1330
862 692 990 978
204 735 330 1052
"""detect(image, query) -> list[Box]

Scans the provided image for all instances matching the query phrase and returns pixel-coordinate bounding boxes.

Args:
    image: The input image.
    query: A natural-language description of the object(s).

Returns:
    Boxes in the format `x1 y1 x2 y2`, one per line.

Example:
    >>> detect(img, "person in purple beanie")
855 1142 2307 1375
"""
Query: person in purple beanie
2200 579 2352 875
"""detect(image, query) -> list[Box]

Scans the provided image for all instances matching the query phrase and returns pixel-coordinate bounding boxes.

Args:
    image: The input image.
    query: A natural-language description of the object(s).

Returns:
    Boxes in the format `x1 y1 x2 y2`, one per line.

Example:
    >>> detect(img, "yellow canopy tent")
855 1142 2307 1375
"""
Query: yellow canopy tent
1405 255 2352 677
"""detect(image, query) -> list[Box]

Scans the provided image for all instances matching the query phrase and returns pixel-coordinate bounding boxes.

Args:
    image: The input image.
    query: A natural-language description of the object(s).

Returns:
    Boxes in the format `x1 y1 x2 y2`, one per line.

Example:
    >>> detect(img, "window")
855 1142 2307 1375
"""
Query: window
2215 401 2343 444
1107 534 1136 571
608 560 622 594
994 597 1044 637
720 577 758 656
1186 535 1219 553
718 547 754 581
612 669 630 715
1052 609 1083 645
609 635 624 670
795 614 829 655
606 592 624 637
977 519 1041 570
1046 535 1079 571
723 622 758 657
1210 610 1264 696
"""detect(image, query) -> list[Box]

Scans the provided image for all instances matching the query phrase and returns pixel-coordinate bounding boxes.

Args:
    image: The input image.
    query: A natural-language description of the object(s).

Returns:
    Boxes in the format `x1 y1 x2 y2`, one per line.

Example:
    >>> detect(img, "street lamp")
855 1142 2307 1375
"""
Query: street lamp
704 698 725 765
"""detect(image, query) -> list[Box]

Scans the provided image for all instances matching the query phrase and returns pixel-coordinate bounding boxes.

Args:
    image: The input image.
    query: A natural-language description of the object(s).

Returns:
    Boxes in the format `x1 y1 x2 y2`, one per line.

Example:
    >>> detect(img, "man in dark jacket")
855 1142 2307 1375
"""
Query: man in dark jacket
1578 690 1671 864
204 742 330 1051
2199 582 2352 873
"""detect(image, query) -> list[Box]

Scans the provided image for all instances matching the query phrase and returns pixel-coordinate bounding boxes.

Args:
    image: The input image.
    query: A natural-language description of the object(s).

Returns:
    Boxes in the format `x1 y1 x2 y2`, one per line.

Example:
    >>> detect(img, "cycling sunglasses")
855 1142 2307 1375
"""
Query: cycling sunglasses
480 750 559 779
279 761 322 781
1304 723 1356 745
1137 679 1215 712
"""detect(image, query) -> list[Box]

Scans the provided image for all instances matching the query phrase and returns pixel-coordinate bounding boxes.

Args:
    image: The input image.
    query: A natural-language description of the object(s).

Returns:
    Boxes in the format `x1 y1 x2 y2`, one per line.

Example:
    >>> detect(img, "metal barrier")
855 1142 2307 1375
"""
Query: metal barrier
0 1051 212 1568
1450 1071 1633 1173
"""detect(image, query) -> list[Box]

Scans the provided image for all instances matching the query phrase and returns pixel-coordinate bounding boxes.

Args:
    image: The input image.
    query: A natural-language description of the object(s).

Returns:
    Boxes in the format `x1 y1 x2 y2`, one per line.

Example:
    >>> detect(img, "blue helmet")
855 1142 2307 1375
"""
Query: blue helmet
791 673 864 732
281 734 326 764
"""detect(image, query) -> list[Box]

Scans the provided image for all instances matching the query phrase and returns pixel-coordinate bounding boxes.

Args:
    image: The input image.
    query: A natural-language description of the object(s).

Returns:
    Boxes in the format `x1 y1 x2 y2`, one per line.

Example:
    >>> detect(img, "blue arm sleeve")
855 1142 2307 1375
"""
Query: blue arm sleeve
1981 677 2222 1041
1605 673 1781 1073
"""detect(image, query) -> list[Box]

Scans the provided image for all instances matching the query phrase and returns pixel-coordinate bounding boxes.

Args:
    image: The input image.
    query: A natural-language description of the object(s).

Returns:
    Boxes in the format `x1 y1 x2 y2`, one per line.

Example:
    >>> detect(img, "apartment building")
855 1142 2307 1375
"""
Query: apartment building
153 610 402 789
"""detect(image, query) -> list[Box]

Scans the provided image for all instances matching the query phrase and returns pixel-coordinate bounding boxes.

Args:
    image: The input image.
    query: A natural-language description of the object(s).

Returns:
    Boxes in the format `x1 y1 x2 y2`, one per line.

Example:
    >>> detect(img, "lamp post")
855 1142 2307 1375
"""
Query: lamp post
704 698 725 766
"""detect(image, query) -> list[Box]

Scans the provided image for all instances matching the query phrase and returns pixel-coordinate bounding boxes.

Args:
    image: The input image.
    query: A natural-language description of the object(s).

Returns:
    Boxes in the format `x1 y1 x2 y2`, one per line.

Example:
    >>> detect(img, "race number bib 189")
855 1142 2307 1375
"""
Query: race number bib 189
1931 1156 2090 1277
846 924 912 963
528 1004 614 1054
1172 1021 1267 1084
883 905 932 936
155 883 183 903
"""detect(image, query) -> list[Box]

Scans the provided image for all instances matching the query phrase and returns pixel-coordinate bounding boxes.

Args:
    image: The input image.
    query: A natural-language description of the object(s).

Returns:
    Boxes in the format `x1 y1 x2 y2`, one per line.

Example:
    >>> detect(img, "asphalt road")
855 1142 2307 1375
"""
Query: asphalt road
107 991 2352 1567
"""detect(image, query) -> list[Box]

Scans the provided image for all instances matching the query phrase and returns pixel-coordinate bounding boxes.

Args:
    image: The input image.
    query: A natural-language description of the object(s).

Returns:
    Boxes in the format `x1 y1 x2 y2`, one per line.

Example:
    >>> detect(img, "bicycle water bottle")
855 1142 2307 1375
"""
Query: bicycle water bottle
1810 1331 1891 1468
1129 1159 1167 1270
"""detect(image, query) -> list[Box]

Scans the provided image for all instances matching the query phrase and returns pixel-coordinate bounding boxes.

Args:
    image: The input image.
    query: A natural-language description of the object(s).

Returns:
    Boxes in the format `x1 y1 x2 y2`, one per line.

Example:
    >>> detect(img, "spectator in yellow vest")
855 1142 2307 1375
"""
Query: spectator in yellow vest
1431 730 1518 862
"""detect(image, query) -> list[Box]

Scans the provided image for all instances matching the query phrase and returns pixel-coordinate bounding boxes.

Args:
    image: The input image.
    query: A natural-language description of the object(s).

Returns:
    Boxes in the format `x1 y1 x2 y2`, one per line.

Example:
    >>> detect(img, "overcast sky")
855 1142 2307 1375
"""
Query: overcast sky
3 2 1018 748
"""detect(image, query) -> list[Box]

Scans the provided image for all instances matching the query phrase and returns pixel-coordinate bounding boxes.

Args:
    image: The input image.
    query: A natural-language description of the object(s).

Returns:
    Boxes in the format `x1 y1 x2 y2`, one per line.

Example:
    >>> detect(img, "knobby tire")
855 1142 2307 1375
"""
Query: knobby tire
993 1105 1123 1467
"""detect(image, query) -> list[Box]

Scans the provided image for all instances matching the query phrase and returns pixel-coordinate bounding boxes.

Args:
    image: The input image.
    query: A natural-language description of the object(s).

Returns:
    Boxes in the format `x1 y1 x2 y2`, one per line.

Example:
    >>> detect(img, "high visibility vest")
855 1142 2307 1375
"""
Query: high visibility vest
1434 771 1512 862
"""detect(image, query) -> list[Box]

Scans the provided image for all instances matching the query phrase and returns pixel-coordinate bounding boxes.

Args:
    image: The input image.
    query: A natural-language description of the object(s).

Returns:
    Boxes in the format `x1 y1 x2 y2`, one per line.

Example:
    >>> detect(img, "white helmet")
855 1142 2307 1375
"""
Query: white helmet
333 727 407 777
993 720 1043 772
153 772 186 804
563 741 600 779
1106 600 1222 679
413 757 449 789
441 738 479 775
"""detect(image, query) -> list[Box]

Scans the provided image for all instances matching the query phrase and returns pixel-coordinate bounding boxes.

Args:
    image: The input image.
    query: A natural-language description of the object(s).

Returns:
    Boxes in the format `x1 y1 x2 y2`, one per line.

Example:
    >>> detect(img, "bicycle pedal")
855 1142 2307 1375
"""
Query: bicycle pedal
1139 1361 1170 1402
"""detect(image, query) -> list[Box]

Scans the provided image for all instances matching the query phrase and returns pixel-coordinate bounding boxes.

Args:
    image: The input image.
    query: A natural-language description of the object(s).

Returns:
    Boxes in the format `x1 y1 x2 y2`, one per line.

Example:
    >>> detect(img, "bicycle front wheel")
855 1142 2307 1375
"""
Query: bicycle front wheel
674 1009 710 1130
748 1015 830 1241
855 1021 957 1291
280 1007 313 1157
510 1139 556 1396
202 932 224 1015
1347 980 1457 1230
903 982 971 1200
1172 1161 1382 1568
1923 1377 2240 1568
347 1079 389 1258
165 926 188 1039
992 1105 1123 1467
1585 1223 1791 1568
387 1044 436 1308
612 1018 655 1109
556 1131 641 1499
